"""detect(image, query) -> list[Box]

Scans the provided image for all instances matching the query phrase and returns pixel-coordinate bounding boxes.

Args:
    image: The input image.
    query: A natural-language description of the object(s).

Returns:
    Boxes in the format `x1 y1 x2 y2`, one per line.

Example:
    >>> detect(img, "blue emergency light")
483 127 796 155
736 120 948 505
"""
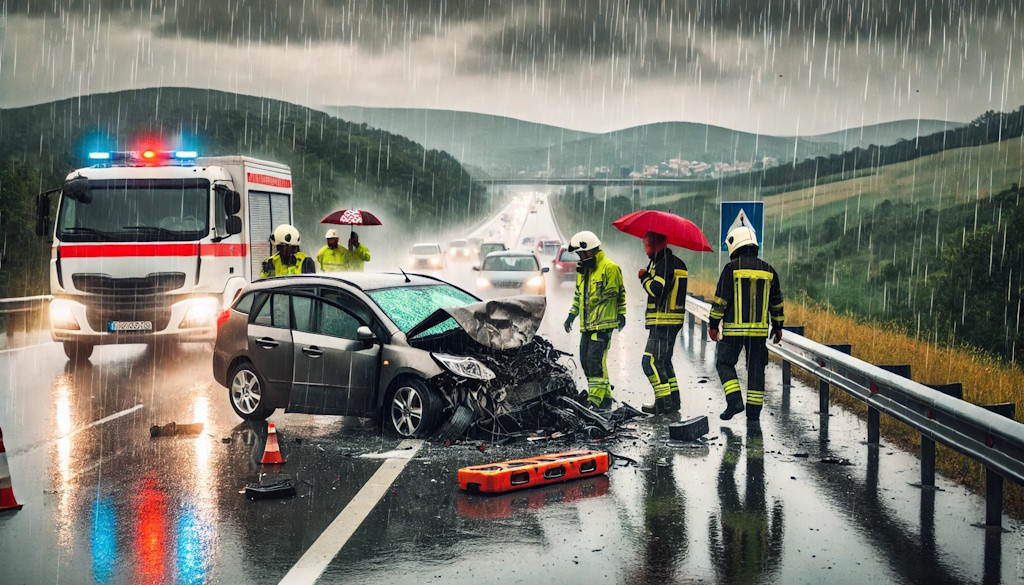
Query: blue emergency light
88 151 111 160
173 151 198 160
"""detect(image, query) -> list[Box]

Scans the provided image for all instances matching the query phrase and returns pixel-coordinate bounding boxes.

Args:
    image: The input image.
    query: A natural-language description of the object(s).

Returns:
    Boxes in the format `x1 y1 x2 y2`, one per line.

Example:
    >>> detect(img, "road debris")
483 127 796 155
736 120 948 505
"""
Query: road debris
668 415 709 442
820 456 853 466
149 422 204 438
243 476 297 500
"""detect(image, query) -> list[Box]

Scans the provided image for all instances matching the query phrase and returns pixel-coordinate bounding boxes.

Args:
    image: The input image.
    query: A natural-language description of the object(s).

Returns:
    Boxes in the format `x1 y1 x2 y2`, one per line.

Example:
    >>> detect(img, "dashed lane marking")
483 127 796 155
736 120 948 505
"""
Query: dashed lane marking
279 439 424 585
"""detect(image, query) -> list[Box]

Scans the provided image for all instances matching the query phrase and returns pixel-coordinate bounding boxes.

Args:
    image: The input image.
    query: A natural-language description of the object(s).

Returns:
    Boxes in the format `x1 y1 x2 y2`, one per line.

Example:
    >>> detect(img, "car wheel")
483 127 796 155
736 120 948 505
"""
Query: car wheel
63 341 93 362
228 361 273 421
385 378 442 438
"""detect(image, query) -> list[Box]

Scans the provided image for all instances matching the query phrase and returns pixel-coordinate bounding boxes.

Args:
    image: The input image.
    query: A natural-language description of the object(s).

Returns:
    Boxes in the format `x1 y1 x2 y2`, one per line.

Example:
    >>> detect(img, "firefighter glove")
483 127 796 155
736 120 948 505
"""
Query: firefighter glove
617 314 626 331
709 327 721 341
771 325 783 344
563 314 577 333
638 269 648 280
262 258 274 274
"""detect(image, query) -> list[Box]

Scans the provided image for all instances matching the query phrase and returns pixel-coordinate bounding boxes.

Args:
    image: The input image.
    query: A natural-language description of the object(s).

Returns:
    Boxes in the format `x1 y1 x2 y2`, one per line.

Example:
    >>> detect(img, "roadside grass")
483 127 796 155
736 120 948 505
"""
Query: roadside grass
688 279 1024 517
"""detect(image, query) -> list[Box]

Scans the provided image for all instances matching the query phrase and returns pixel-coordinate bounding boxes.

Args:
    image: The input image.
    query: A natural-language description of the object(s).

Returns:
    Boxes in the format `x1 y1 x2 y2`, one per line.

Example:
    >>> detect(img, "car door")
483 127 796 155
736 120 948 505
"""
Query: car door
247 292 294 388
288 294 327 414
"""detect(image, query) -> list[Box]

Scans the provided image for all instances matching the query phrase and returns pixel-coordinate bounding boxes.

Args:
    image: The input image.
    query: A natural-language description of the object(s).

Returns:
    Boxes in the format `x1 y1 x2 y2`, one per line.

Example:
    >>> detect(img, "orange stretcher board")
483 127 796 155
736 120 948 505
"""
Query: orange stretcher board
458 450 609 494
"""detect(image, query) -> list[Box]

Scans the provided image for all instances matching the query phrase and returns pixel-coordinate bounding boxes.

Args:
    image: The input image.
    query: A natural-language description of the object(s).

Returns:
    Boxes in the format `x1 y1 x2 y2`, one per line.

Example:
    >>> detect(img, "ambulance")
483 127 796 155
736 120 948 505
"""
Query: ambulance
36 150 294 360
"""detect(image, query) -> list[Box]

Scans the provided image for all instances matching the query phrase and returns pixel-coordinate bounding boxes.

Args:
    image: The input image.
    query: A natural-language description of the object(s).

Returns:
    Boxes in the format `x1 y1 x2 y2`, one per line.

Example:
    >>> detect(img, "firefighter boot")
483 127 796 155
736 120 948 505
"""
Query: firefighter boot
599 396 615 410
641 396 672 415
746 404 762 420
668 392 681 412
720 392 745 420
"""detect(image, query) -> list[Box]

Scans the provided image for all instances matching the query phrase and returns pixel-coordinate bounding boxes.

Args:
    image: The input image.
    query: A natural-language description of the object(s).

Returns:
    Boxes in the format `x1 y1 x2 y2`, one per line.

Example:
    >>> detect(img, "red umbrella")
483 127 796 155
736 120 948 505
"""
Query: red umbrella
612 210 713 252
321 209 383 226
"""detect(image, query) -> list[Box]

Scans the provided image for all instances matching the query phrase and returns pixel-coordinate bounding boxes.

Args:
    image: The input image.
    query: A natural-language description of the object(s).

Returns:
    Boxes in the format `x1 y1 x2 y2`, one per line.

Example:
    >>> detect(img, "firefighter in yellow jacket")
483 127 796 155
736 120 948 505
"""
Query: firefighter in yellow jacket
343 231 372 271
563 230 626 409
316 229 347 272
709 225 785 420
260 224 316 278
638 231 688 414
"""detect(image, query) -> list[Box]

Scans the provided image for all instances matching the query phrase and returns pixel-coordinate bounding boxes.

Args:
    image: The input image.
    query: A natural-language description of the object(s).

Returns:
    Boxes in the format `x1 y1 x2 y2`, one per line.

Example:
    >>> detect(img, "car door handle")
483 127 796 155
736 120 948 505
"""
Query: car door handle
255 337 279 349
301 346 324 357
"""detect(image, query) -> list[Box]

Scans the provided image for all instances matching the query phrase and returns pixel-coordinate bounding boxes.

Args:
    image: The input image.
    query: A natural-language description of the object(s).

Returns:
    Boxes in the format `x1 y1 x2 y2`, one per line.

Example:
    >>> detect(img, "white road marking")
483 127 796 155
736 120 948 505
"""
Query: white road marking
279 439 424 585
7 404 144 460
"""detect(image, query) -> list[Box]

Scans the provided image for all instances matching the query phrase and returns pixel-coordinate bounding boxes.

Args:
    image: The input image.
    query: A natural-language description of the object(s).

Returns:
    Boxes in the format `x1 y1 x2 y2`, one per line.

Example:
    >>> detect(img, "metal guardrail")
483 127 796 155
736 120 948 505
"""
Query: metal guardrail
684 294 1023 527
0 295 52 314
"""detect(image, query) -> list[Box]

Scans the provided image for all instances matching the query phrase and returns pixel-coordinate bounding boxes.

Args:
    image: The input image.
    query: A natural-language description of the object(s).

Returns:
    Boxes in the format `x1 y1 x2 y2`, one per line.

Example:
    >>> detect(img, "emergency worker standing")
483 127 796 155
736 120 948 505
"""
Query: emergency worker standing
316 228 346 272
708 226 785 420
638 231 688 414
260 224 316 278
343 231 371 271
563 231 626 410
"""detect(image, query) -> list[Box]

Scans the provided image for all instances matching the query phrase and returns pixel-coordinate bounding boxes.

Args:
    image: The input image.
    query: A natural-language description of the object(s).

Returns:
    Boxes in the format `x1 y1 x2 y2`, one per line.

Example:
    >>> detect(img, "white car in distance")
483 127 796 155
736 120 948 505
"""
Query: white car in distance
474 251 549 297
408 243 445 270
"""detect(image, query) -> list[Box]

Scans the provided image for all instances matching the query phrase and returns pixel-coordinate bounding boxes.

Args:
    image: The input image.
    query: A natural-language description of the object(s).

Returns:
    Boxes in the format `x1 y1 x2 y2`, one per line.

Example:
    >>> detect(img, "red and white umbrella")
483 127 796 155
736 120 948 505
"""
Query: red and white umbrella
320 209 383 235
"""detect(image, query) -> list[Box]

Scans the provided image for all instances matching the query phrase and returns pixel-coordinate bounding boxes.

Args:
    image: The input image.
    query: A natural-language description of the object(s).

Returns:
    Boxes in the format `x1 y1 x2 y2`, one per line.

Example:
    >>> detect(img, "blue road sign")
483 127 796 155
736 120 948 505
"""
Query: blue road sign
720 201 764 252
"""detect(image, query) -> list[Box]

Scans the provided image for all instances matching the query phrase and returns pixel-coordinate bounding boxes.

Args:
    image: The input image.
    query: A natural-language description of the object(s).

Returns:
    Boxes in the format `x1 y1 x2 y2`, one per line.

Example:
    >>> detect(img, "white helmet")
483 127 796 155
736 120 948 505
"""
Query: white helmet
270 224 301 248
725 225 758 256
568 230 601 253
325 228 339 239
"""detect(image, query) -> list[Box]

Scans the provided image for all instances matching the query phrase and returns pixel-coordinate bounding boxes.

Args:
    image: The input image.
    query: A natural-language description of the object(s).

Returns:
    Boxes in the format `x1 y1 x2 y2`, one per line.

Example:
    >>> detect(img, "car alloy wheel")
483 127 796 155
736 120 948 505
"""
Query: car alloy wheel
231 368 263 416
391 384 424 437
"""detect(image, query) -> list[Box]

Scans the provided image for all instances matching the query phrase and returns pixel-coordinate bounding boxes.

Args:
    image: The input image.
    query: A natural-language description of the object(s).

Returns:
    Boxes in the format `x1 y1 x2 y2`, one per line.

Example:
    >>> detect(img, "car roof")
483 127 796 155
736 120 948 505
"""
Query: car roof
411 242 441 247
486 251 537 258
245 272 451 292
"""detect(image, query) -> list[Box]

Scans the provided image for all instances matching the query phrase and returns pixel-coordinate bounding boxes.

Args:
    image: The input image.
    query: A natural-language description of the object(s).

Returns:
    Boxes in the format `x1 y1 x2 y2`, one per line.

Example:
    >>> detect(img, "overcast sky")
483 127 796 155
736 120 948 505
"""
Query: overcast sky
1 0 1021 135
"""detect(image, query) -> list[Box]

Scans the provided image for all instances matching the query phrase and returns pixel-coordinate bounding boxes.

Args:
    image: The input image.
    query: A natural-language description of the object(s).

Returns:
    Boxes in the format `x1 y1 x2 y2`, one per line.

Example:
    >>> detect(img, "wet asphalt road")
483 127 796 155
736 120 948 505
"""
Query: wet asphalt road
2 194 1023 584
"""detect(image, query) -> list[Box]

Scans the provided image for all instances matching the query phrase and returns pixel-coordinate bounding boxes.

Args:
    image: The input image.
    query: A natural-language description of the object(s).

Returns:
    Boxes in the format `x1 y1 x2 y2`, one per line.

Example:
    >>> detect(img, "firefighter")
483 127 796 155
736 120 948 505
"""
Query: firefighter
343 231 371 271
316 228 346 272
708 225 785 420
638 231 688 414
563 231 626 410
260 224 316 278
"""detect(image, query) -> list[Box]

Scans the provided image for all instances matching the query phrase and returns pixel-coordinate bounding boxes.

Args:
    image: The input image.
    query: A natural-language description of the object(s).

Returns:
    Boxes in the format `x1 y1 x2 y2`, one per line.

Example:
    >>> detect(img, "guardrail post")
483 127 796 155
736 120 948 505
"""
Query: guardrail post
919 384 964 487
981 402 1016 527
781 326 805 390
868 365 912 445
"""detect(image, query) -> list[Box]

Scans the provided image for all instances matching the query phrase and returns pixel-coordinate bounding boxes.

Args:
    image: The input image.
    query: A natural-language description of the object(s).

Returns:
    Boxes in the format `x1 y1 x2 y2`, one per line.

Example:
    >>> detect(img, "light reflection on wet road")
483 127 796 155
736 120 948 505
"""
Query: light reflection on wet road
1 194 1022 584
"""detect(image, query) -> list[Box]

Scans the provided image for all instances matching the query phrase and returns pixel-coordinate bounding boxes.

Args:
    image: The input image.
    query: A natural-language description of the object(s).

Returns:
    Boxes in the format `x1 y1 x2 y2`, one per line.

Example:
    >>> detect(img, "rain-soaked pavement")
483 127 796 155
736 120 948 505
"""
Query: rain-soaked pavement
2 195 1023 584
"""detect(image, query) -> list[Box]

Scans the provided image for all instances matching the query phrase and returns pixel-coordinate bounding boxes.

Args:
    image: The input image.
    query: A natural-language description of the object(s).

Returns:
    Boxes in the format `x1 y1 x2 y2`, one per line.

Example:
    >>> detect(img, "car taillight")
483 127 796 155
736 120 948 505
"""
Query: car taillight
216 309 232 331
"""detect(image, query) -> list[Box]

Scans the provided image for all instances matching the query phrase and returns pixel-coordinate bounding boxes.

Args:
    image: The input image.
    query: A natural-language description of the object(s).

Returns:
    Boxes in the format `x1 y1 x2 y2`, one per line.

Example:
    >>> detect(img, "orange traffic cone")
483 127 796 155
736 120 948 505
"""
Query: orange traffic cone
0 425 24 512
260 422 285 464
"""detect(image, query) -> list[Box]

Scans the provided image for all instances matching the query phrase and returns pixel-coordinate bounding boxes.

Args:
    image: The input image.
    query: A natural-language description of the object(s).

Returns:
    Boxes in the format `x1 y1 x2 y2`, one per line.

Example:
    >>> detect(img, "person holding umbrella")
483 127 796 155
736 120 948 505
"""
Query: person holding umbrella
563 230 626 411
320 209 380 271
709 225 785 421
343 231 371 271
638 231 689 414
316 228 346 272
612 210 713 415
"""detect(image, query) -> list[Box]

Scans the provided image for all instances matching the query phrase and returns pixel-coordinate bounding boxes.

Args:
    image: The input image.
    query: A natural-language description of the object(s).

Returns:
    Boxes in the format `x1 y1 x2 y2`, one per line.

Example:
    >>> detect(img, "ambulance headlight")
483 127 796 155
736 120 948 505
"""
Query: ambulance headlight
181 299 219 329
49 299 80 330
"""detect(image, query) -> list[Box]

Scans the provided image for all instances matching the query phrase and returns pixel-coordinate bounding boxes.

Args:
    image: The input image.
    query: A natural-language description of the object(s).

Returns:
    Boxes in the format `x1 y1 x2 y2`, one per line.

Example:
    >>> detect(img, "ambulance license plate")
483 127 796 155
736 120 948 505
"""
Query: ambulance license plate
108 320 153 332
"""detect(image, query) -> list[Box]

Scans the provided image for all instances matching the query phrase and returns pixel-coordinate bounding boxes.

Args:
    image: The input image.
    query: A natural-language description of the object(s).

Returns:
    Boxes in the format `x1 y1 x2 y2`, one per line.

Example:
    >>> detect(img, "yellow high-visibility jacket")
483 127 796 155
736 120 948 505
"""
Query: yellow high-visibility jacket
316 245 347 272
570 250 626 332
640 248 688 327
343 243 371 271
259 252 315 278
709 251 784 337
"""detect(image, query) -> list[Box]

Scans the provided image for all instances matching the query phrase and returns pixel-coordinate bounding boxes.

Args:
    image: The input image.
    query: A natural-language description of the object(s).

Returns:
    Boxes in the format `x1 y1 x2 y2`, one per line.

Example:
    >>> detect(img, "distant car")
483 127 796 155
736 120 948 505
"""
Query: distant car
448 239 472 260
500 213 512 224
408 243 445 270
521 236 536 249
467 237 484 253
475 251 549 297
551 246 579 284
478 241 507 263
535 239 562 256
212 273 569 438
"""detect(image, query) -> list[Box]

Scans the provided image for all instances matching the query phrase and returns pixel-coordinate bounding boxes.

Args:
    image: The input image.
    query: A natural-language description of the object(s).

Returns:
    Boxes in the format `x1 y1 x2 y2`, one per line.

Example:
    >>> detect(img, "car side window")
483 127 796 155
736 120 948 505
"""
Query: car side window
292 295 315 333
320 288 372 325
253 293 291 328
320 301 362 340
234 292 255 314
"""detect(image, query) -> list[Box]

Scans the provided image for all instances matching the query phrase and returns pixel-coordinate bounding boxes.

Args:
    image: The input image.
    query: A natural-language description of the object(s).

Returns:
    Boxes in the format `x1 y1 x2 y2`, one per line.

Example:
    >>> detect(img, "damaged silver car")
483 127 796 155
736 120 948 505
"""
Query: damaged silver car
212 273 576 439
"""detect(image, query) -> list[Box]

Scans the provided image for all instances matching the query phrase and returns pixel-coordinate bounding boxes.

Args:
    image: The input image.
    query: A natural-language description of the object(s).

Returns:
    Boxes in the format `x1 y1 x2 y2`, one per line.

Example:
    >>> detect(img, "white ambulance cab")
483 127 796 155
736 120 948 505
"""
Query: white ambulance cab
37 149 294 360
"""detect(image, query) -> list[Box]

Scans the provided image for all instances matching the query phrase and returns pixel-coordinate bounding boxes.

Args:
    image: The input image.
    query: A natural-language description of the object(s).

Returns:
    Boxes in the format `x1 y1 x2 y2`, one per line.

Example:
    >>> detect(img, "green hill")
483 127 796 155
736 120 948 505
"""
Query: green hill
0 88 488 297
804 119 963 151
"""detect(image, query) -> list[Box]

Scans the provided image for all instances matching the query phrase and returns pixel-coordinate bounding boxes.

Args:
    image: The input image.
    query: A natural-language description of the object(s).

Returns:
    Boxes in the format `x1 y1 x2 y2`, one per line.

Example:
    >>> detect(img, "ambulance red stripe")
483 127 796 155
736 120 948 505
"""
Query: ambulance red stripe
57 243 248 258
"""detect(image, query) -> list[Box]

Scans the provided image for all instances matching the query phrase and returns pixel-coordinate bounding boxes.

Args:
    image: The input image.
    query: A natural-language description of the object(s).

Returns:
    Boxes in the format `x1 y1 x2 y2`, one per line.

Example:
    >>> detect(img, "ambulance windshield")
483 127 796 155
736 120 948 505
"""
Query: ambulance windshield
56 178 210 242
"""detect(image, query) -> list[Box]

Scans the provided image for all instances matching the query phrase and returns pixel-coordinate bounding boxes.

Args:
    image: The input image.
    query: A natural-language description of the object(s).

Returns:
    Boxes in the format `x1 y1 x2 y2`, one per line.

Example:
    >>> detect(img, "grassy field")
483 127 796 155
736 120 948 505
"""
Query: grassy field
690 279 1024 517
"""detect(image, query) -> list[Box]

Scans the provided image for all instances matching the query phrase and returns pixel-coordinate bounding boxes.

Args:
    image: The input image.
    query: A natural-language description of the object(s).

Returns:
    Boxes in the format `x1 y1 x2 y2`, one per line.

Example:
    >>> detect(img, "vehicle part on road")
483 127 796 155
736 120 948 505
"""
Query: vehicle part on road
149 421 205 438
668 416 710 442
0 425 23 512
228 361 272 421
260 422 286 464
385 377 443 438
244 476 296 500
433 402 475 442
458 450 610 494
457 474 609 520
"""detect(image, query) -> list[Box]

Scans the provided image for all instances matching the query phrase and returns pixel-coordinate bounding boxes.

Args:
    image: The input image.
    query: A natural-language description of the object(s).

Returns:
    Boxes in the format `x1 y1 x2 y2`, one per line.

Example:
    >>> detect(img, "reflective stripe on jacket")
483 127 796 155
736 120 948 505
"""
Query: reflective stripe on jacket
316 245 347 272
259 252 314 278
570 250 626 332
641 248 688 327
709 252 784 337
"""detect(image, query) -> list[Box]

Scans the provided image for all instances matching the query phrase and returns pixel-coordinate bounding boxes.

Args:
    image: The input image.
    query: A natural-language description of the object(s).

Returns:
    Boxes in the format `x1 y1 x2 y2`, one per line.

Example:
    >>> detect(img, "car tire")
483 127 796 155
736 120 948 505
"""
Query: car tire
384 378 442 438
63 341 93 362
433 401 475 442
228 361 273 421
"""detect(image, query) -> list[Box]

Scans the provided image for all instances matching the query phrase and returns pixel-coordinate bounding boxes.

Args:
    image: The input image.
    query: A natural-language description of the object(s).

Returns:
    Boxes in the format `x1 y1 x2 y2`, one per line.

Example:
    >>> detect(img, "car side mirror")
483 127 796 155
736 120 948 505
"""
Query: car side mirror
542 267 550 273
356 326 376 343
472 266 480 271
225 215 242 235
35 192 51 237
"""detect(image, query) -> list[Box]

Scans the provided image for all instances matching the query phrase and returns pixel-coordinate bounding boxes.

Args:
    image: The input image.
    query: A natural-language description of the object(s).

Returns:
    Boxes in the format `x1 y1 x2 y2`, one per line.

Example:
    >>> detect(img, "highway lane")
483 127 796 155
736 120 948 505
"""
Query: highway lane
1 191 1022 584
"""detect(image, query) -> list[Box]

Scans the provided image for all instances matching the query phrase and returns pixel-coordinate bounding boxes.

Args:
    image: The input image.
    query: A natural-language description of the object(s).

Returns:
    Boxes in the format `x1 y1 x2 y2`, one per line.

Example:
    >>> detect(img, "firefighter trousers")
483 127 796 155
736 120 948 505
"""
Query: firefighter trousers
715 336 769 408
642 325 681 399
580 329 613 406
